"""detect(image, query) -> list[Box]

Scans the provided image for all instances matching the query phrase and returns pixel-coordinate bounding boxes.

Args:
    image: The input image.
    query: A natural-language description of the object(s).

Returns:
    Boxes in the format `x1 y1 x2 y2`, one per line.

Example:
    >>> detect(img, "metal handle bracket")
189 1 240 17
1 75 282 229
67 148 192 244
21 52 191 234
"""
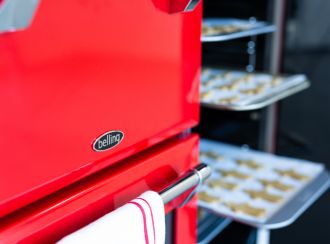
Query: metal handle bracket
0 0 40 33
152 0 200 14
170 0 200 13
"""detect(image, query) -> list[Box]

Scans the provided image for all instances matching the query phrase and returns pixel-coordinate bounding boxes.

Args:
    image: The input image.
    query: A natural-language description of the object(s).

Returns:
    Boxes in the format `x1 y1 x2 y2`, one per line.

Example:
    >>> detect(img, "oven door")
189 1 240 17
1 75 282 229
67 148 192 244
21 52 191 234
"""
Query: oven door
0 0 201 217
0 135 200 243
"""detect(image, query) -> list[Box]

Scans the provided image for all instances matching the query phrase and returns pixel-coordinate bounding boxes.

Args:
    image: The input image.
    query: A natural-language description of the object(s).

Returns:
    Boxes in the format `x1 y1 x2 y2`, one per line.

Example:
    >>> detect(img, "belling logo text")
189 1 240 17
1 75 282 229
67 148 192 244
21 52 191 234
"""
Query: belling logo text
93 131 124 152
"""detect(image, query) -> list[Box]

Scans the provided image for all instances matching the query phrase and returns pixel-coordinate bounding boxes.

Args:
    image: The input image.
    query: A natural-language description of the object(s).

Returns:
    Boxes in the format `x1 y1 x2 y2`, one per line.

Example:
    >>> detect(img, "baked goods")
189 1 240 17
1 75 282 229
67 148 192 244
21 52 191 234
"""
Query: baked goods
219 170 250 180
240 84 265 95
245 189 283 203
202 25 243 36
217 96 240 104
198 139 324 224
208 180 238 191
200 151 223 161
271 77 282 86
200 68 308 108
200 90 214 100
259 179 293 192
198 191 219 203
236 159 262 169
225 202 266 217
275 169 309 181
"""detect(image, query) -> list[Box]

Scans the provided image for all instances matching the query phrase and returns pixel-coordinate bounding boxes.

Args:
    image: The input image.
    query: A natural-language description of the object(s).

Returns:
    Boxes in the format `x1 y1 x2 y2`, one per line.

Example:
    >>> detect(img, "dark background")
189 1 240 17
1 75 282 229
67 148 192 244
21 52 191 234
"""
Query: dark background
275 0 330 243
200 0 330 243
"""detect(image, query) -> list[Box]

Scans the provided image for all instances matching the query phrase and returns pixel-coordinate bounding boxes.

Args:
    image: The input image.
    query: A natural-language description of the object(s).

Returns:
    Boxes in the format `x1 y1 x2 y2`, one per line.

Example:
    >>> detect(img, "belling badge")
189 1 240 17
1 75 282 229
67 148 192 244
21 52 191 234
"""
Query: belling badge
93 131 124 152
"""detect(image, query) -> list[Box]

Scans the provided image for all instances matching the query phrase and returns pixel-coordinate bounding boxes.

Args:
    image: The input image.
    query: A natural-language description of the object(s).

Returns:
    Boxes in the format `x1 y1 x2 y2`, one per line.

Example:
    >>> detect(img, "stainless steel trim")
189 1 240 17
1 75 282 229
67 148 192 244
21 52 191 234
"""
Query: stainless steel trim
256 228 270 244
0 0 40 33
184 0 200 12
259 0 286 153
269 0 286 74
160 163 212 204
202 24 276 42
201 79 310 111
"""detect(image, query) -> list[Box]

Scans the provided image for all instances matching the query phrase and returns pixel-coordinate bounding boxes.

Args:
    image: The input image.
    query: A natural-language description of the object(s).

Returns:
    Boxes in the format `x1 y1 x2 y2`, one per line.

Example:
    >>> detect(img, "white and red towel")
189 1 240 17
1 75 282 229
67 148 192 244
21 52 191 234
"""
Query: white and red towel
57 191 165 244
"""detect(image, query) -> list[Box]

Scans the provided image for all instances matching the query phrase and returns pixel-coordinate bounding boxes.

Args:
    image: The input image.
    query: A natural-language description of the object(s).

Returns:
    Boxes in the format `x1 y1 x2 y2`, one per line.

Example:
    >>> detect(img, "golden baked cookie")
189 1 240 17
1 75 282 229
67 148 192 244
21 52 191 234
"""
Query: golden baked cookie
225 202 266 217
219 170 250 179
198 191 219 203
244 74 254 82
275 169 309 181
202 26 219 36
217 96 240 104
240 84 265 95
200 91 214 100
200 151 223 161
240 88 255 95
215 83 238 91
236 159 262 169
254 84 266 94
271 77 282 86
245 189 283 203
259 179 293 192
207 179 238 191
222 25 239 33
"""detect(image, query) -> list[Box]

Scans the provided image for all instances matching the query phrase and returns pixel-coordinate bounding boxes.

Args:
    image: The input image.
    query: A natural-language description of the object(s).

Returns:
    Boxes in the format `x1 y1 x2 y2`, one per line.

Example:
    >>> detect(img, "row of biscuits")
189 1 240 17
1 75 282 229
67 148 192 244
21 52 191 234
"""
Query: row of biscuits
198 165 302 218
197 140 323 223
200 69 283 105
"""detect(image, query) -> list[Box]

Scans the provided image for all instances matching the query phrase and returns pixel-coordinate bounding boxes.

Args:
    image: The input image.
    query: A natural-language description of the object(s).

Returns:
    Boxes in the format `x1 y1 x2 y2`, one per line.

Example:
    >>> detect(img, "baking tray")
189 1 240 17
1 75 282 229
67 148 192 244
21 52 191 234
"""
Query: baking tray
202 18 276 42
200 68 310 111
198 139 330 229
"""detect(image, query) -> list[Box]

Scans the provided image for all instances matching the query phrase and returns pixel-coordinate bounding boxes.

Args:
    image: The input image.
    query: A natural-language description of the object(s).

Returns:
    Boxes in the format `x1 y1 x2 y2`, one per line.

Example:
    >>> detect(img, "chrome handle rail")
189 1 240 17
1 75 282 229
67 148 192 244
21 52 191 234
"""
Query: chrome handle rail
160 163 211 205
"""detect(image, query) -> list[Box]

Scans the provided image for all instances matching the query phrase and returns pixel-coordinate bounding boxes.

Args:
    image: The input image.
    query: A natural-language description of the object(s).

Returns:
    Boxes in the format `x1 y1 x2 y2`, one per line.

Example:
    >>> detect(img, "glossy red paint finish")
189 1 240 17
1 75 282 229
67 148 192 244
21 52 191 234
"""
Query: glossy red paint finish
0 135 199 243
0 0 201 217
174 196 198 244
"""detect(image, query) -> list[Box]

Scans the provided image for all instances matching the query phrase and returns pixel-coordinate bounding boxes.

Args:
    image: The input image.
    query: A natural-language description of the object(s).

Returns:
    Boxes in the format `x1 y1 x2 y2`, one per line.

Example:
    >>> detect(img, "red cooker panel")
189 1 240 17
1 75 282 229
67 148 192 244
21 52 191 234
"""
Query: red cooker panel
0 0 201 216
0 135 199 243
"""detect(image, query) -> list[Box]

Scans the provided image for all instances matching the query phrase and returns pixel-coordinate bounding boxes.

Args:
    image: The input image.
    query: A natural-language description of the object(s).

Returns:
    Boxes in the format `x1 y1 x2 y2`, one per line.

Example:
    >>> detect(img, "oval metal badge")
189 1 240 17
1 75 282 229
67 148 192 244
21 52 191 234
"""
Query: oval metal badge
93 130 124 152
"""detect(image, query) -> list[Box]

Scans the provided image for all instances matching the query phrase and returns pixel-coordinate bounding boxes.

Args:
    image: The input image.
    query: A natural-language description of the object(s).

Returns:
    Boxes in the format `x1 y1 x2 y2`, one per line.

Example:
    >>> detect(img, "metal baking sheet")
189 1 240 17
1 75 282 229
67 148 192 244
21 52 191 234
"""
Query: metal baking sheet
200 68 310 111
198 139 330 229
202 18 276 42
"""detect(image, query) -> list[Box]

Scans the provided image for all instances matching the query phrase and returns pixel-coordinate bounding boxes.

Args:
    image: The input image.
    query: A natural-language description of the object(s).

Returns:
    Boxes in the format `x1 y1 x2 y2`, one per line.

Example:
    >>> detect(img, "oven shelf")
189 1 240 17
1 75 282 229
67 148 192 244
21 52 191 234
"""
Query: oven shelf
198 212 231 244
202 18 276 43
200 68 310 111
198 139 330 230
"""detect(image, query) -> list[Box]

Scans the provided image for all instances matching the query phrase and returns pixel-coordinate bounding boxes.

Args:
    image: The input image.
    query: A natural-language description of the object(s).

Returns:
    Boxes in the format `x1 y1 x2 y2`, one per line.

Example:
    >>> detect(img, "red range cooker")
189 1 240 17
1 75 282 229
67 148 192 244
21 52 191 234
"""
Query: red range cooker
0 0 203 243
